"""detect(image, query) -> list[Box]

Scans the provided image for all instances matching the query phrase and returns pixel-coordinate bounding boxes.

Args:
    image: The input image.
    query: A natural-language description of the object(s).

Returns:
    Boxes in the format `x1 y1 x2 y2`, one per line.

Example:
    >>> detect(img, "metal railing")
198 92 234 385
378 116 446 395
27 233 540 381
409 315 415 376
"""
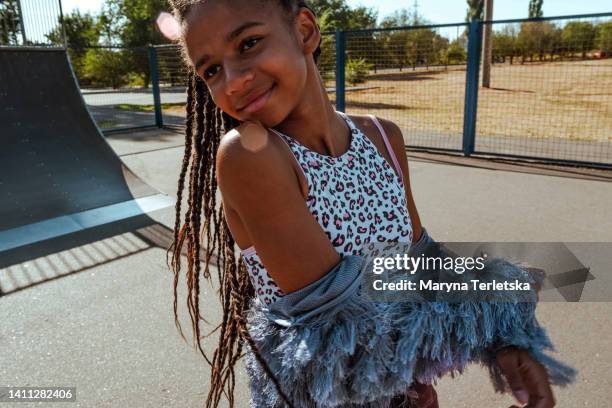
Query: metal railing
332 12 612 167
3 5 611 167
0 0 64 46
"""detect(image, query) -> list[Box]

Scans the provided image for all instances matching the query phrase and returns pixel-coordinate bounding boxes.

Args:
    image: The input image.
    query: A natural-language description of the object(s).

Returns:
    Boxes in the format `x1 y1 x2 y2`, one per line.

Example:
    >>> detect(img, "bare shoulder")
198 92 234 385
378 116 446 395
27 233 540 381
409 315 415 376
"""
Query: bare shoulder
347 114 406 158
216 122 292 208
371 116 406 153
215 121 341 294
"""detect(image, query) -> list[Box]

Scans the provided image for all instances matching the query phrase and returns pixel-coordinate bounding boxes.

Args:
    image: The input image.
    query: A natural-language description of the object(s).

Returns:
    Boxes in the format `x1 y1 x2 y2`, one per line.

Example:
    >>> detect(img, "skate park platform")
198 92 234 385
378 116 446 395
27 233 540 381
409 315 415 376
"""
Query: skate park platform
0 47 175 269
1 48 612 407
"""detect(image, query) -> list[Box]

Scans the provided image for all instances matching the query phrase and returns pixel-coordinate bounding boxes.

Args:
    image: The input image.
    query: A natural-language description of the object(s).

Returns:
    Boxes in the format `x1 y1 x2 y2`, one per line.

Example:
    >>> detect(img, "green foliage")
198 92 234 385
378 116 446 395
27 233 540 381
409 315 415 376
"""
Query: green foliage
47 10 99 47
315 9 335 82
83 48 130 88
517 21 560 61
376 9 448 69
46 11 101 79
98 0 172 87
528 0 544 19
101 0 169 46
561 21 597 57
125 72 146 87
596 22 612 53
308 0 377 30
493 25 518 63
440 40 467 65
0 0 21 45
114 102 184 111
465 0 483 22
346 58 372 85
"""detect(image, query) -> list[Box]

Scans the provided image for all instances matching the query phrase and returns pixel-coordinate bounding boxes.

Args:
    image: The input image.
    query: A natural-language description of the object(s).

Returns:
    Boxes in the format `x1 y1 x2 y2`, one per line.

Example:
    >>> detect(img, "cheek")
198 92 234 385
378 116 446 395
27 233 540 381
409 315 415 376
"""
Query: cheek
266 47 308 96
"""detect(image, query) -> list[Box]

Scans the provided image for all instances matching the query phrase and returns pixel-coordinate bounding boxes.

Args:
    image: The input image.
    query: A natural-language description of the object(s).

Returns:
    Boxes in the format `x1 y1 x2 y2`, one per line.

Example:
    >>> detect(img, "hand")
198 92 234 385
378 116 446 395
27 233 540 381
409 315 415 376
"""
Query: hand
496 347 555 408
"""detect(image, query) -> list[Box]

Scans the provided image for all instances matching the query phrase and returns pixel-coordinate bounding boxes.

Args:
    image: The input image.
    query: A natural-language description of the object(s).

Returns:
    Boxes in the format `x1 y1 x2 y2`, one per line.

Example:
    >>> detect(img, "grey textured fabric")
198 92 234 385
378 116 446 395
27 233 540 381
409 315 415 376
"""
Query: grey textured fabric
243 227 576 407
261 252 364 327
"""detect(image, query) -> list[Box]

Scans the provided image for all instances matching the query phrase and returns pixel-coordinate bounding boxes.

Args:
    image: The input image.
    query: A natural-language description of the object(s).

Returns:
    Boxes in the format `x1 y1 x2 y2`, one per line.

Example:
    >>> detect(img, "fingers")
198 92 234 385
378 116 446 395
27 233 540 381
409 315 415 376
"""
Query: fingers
518 352 555 408
496 347 529 405
497 347 556 408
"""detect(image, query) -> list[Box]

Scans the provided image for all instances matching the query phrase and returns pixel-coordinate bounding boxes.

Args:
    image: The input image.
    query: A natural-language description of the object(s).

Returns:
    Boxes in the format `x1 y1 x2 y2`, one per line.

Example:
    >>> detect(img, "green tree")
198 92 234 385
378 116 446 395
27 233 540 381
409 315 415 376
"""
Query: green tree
308 0 378 69
46 11 100 79
308 0 377 30
462 0 483 38
379 9 446 69
561 21 597 58
346 57 372 85
466 0 484 22
517 21 560 62
493 25 518 64
315 9 336 81
99 0 172 87
0 0 21 45
596 21 612 53
528 0 544 19
83 48 130 88
439 39 467 65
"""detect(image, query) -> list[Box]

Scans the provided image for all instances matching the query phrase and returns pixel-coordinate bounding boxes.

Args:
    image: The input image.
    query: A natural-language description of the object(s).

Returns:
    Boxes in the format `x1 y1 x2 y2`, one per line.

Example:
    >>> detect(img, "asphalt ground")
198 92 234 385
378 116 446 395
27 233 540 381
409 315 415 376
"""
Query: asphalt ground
1 127 611 407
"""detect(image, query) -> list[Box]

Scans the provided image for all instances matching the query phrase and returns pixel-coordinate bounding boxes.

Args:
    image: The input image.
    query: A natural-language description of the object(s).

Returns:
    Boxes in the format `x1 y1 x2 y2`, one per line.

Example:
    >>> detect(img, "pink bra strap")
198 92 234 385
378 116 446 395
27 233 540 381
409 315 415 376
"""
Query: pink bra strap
368 114 404 185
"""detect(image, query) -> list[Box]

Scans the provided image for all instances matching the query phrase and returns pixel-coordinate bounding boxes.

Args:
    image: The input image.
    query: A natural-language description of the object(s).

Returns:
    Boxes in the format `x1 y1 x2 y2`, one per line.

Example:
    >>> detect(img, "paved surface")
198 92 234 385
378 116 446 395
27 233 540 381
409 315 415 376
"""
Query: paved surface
1 127 611 407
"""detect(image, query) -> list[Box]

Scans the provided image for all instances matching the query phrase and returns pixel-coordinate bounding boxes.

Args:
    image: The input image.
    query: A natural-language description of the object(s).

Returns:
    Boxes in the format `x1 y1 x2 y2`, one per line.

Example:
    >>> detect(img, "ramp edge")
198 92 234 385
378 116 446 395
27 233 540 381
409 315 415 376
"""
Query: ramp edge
0 194 176 252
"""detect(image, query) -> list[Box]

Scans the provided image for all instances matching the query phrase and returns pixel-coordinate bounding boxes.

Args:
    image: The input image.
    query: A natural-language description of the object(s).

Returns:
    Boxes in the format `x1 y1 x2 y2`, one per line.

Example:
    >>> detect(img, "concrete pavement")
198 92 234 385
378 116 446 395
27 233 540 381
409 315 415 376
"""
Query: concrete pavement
1 127 611 407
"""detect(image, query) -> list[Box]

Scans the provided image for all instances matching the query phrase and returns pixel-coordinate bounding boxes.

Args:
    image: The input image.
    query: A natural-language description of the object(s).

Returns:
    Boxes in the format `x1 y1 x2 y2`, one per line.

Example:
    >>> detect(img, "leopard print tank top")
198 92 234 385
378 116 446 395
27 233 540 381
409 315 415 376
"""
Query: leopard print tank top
240 112 413 305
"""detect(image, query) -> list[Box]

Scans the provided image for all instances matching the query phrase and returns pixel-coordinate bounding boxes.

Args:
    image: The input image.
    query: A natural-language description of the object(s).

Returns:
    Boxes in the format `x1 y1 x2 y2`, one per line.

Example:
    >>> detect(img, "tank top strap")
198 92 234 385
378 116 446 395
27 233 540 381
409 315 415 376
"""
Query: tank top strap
367 114 405 185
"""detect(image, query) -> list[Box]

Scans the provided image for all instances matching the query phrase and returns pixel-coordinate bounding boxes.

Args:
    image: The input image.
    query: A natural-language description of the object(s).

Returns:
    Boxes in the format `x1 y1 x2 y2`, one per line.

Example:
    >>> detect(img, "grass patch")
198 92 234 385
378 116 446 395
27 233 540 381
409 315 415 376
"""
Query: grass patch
98 119 117 128
114 103 185 112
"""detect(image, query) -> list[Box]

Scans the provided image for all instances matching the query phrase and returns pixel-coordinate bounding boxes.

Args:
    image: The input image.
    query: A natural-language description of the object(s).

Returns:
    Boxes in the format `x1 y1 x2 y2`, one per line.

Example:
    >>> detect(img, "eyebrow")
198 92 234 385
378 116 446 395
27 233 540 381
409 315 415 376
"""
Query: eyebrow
194 21 265 71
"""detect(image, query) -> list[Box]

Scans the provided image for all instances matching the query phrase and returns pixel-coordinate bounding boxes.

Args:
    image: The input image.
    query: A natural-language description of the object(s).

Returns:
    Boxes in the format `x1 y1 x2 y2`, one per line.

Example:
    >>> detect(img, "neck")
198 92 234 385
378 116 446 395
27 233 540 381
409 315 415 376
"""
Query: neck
272 60 349 157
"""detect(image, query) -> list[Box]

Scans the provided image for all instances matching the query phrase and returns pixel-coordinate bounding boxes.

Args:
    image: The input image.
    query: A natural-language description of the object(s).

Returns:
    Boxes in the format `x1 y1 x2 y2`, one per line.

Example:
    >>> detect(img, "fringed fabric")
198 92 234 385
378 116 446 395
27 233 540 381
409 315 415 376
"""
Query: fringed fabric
243 228 577 407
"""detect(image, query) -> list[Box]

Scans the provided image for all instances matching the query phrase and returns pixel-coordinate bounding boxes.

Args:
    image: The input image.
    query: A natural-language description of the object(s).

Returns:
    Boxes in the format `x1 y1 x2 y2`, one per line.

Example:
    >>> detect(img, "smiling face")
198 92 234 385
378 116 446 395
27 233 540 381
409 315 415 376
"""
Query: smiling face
183 0 320 126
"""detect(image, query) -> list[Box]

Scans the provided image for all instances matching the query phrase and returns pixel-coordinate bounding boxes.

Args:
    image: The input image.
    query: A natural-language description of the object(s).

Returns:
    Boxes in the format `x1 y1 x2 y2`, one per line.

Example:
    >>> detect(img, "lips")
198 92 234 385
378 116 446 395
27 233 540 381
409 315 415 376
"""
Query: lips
237 84 274 113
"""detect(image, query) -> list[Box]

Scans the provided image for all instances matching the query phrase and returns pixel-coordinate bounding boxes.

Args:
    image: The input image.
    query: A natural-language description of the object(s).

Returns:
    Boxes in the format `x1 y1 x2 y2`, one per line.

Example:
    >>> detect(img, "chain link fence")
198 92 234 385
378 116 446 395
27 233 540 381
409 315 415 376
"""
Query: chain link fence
2 3 610 167
72 46 157 132
476 15 612 165
0 0 64 46
343 24 468 152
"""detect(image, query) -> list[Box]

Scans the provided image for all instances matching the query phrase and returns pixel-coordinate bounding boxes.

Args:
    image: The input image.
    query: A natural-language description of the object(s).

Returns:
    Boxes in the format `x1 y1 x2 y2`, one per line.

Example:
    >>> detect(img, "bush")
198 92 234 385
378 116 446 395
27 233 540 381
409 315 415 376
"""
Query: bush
83 48 130 88
125 72 146 87
597 22 612 54
441 41 467 65
346 58 372 85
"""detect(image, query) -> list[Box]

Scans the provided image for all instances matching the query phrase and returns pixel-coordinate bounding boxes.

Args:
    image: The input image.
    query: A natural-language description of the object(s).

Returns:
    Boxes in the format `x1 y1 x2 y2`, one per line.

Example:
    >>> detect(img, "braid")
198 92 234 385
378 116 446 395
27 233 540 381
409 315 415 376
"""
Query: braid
168 1 322 406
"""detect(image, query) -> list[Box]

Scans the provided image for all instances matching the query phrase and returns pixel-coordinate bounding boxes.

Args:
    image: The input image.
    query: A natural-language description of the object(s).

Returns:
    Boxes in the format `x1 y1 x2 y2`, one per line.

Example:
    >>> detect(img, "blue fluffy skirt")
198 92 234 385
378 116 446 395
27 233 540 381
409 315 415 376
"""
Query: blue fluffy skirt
243 239 576 407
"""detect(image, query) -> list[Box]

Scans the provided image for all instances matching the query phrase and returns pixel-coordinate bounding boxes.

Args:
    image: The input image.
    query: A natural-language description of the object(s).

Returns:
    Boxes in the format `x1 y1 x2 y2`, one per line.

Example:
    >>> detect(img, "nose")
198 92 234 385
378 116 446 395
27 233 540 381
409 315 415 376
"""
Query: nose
224 60 254 97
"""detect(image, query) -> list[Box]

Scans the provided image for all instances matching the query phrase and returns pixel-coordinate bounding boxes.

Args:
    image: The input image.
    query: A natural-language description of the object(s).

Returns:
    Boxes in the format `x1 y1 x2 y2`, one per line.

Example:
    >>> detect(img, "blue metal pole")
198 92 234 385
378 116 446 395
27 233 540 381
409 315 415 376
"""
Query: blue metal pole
462 19 483 157
148 45 163 128
335 29 346 113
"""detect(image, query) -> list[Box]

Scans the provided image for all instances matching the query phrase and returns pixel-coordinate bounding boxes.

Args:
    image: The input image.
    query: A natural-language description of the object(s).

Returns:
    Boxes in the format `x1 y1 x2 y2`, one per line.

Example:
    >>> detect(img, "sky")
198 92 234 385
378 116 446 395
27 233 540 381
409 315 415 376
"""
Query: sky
61 0 612 24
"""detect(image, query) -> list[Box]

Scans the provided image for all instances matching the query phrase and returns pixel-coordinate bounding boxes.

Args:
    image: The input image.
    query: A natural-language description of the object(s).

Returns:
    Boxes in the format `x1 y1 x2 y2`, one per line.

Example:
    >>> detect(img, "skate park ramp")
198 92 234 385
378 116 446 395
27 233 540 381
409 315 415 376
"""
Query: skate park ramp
0 47 175 269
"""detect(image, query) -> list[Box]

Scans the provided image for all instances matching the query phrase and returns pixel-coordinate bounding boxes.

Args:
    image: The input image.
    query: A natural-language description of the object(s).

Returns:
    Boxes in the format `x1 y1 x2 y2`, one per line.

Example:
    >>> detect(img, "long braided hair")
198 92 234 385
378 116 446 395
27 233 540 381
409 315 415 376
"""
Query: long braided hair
166 1 322 406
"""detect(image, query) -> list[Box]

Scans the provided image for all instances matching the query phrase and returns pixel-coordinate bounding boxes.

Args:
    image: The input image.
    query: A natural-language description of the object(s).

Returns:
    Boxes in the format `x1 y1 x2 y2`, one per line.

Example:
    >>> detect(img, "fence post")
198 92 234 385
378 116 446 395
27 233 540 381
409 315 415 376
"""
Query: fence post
57 0 68 48
335 29 346 113
16 0 27 44
462 19 483 157
148 45 163 128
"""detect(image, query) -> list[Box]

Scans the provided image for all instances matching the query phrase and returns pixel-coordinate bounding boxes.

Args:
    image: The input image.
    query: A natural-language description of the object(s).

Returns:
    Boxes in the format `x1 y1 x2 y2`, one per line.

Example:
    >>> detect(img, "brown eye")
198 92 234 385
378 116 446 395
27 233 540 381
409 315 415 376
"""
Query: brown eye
204 65 221 79
240 37 261 53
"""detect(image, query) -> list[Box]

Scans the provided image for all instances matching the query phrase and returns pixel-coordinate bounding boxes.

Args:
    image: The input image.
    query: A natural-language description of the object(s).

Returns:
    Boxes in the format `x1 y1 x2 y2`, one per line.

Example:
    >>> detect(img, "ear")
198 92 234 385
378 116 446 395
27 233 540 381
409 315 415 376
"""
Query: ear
294 7 321 57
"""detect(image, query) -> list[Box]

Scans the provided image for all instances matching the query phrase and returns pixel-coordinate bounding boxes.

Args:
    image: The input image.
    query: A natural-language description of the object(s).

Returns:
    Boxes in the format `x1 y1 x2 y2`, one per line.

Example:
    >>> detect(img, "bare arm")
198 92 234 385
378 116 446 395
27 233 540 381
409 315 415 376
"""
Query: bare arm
216 121 341 294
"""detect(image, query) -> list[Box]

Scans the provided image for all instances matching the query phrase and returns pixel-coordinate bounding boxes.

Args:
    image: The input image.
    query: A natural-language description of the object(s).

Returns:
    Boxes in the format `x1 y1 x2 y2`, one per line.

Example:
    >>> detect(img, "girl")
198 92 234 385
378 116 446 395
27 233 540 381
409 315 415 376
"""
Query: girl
166 1 575 407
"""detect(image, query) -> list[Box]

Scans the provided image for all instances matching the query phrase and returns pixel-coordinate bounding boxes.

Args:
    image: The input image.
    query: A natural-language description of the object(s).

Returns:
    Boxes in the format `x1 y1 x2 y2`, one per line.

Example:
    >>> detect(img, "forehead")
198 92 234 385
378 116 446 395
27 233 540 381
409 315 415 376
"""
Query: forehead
183 0 286 65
